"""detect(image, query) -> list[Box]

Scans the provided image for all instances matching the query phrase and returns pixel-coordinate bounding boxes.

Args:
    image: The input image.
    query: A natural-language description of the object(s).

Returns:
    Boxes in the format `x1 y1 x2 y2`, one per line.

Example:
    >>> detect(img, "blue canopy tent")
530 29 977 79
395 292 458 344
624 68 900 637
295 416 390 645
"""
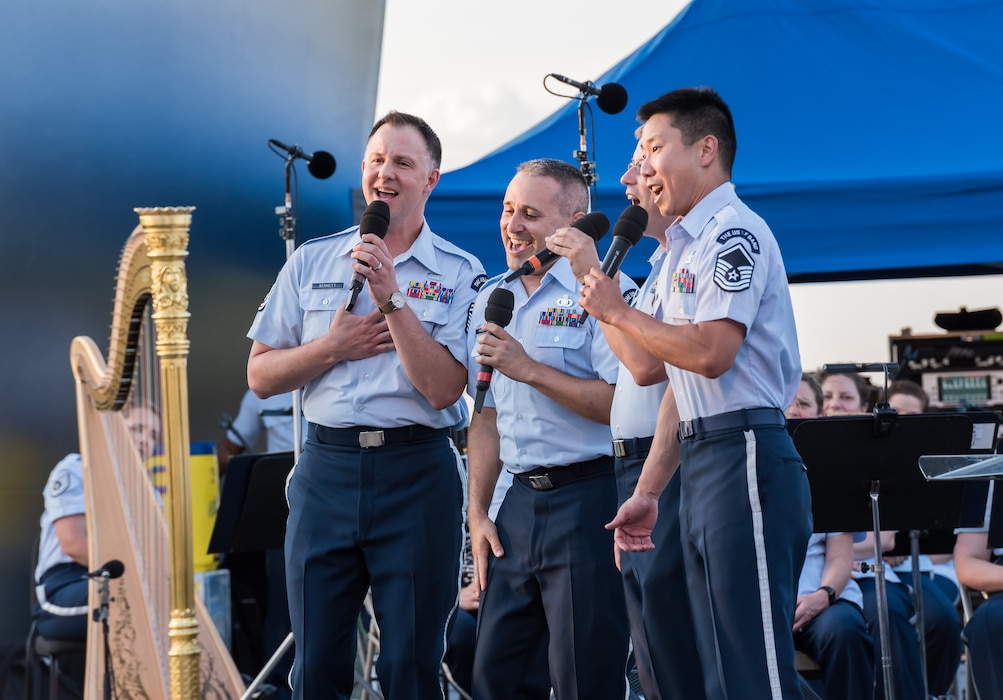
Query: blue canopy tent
426 0 1003 283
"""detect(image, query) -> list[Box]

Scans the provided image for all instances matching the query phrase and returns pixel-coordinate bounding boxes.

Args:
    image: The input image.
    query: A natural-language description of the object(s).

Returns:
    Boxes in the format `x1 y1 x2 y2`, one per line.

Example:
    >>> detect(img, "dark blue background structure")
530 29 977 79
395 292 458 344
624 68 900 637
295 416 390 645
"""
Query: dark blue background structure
0 0 385 643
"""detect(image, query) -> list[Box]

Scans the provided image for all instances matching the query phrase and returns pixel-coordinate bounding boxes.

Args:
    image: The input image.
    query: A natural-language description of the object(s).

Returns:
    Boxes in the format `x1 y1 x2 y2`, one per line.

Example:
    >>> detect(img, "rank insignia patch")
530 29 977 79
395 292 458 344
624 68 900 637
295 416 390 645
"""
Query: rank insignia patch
714 244 755 292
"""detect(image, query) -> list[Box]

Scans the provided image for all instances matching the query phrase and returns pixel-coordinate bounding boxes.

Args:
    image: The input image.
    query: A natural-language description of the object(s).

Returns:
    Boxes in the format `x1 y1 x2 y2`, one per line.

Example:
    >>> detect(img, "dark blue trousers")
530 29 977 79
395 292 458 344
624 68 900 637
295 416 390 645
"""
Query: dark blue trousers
34 563 89 642
856 578 926 700
473 460 629 700
615 450 705 700
679 425 812 700
795 600 875 699
963 590 1003 700
915 575 963 695
285 433 463 700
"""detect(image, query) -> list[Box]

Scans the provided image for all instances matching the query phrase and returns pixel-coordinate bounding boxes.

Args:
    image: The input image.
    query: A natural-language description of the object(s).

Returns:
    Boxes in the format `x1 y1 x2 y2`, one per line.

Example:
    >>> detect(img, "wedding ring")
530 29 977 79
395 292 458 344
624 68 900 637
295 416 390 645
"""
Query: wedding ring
374 261 383 271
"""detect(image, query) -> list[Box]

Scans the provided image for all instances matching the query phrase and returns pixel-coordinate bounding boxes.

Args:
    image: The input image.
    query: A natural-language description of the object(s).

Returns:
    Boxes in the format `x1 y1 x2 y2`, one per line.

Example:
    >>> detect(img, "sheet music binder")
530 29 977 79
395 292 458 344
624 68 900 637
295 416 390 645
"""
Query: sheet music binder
208 451 294 554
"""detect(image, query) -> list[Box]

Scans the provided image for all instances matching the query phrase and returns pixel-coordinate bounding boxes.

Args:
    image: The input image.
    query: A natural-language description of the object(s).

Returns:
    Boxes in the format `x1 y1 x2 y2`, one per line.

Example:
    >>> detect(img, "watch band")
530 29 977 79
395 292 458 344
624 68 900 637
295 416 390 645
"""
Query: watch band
817 585 836 605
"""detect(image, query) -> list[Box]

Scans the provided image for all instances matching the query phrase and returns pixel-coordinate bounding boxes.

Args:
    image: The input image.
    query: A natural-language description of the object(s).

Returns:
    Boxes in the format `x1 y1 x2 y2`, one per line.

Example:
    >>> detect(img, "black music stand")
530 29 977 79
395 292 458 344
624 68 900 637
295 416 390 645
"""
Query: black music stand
208 451 293 555
790 412 979 700
209 451 295 700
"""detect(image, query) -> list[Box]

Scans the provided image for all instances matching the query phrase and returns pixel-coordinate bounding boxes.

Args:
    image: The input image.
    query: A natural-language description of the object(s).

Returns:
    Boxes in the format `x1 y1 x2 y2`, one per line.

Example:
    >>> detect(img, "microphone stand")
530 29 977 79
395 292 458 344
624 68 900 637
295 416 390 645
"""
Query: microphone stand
92 574 115 700
275 157 304 465
242 152 304 700
573 97 598 210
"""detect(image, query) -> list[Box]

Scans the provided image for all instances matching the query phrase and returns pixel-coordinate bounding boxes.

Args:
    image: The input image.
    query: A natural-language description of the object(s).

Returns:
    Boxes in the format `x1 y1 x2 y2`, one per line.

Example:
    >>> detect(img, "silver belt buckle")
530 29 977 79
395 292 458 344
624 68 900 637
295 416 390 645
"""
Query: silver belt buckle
359 430 385 448
528 474 554 490
677 420 695 440
612 440 627 458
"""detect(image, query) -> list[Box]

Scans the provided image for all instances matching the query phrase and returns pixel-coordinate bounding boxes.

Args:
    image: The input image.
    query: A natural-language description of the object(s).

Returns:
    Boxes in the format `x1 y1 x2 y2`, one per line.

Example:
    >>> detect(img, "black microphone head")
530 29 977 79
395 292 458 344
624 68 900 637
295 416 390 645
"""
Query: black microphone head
571 211 611 242
360 200 391 239
612 204 648 245
484 287 515 327
307 150 337 179
596 83 628 115
101 560 125 579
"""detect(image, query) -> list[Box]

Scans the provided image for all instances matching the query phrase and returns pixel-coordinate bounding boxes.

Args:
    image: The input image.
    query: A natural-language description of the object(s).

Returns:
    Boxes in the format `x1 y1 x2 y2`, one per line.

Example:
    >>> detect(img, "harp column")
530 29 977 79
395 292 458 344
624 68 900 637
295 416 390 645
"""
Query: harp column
138 206 200 700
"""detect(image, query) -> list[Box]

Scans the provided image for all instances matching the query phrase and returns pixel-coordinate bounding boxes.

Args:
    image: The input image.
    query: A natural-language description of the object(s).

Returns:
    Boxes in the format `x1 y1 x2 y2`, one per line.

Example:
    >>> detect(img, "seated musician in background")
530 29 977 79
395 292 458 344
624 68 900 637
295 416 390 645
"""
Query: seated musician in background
787 373 876 699
32 402 160 690
954 480 1003 699
215 387 306 475
821 370 928 700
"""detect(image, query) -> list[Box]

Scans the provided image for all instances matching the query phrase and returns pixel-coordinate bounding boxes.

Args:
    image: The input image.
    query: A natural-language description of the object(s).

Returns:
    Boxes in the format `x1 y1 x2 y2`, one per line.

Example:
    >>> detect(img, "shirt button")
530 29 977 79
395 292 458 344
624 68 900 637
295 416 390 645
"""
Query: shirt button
516 413 523 421
363 373 371 380
358 405 366 412
322 298 329 306
553 335 560 342
422 310 429 318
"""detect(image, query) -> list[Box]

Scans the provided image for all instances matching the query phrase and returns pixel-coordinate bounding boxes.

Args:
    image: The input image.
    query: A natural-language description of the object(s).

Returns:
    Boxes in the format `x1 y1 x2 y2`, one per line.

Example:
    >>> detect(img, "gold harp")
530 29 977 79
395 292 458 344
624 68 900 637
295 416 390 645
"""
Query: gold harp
69 207 244 700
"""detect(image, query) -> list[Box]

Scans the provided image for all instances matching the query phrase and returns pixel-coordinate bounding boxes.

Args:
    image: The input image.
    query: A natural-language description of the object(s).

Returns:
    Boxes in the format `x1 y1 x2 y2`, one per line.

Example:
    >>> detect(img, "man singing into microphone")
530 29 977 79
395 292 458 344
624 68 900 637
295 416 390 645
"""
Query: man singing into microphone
581 87 811 700
466 158 635 700
247 111 485 700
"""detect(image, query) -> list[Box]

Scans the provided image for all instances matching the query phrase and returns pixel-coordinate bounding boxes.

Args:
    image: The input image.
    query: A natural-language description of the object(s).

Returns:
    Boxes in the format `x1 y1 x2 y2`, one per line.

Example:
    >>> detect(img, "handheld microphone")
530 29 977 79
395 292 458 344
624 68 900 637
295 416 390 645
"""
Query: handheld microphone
83 560 125 580
547 74 629 115
268 138 337 179
503 211 610 283
600 205 648 277
474 288 515 413
580 205 647 323
345 201 391 311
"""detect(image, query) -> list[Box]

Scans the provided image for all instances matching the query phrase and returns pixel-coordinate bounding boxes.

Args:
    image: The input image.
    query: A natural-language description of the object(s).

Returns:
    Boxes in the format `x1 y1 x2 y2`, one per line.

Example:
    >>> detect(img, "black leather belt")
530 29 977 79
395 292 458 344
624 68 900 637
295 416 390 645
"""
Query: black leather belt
611 435 654 458
677 407 786 441
514 455 613 491
308 422 448 449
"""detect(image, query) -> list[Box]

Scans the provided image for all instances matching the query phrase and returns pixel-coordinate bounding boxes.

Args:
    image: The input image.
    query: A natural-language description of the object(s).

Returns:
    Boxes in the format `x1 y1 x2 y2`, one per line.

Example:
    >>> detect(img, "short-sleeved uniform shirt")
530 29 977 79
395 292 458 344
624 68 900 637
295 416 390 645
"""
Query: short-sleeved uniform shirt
249 219 486 429
466 258 635 473
609 246 669 440
652 182 801 419
35 453 86 583
227 389 306 453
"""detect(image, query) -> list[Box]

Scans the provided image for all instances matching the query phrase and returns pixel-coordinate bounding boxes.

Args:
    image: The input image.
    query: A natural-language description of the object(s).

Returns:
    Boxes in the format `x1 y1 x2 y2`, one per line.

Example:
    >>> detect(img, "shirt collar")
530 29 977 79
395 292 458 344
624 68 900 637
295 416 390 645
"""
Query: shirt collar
337 218 441 275
677 182 737 241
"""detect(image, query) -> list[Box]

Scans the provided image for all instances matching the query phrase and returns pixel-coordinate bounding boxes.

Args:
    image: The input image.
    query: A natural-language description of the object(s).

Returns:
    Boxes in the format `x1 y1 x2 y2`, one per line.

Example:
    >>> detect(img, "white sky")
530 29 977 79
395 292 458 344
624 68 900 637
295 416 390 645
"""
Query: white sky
376 0 1003 373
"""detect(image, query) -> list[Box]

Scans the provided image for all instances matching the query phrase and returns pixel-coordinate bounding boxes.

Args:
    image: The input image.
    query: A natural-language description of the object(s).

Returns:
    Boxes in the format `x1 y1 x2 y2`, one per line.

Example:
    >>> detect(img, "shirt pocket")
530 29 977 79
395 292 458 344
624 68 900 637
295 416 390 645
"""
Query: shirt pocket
532 323 586 374
665 287 697 324
408 296 450 335
300 287 348 342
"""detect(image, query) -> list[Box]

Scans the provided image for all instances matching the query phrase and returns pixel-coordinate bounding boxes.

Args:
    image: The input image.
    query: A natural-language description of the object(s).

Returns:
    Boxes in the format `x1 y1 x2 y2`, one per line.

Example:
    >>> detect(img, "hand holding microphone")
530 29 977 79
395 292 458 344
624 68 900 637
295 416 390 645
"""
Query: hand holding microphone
473 288 515 413
346 201 391 311
580 204 648 322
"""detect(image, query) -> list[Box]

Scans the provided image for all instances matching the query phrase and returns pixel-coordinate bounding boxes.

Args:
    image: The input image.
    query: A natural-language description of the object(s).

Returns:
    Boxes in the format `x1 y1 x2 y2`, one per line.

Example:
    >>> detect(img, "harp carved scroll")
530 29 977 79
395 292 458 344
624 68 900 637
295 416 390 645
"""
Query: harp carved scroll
69 207 244 700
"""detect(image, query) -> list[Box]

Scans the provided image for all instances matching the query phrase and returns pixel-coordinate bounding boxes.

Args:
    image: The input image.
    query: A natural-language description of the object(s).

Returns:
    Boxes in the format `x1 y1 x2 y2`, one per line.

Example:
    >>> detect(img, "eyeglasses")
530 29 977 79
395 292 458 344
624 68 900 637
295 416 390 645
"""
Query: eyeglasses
628 156 646 172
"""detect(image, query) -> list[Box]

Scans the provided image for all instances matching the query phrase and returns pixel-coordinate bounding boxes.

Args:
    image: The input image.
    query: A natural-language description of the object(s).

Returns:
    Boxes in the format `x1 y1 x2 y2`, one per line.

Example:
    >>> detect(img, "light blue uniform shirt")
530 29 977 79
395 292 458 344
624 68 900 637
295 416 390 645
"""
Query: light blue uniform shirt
35 453 86 583
227 389 307 453
652 183 801 421
610 246 670 440
249 220 485 429
467 258 635 473
798 532 864 608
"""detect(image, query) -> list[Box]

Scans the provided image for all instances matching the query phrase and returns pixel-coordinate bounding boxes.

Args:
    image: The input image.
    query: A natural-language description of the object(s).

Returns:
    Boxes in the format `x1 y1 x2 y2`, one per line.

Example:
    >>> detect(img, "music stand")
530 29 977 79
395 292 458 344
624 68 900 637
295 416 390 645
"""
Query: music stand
791 412 979 700
208 451 293 555
208 451 295 700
